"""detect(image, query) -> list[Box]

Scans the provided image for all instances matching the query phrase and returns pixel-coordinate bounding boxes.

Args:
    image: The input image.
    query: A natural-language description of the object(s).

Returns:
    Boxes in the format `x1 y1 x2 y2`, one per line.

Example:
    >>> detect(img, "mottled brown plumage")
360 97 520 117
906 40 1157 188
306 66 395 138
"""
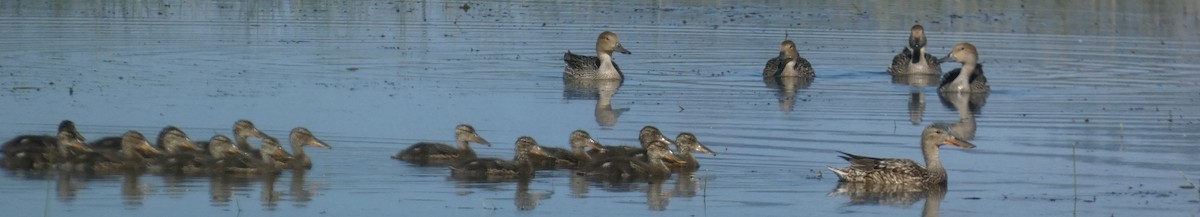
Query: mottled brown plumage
829 124 975 185
393 124 491 166
887 25 942 75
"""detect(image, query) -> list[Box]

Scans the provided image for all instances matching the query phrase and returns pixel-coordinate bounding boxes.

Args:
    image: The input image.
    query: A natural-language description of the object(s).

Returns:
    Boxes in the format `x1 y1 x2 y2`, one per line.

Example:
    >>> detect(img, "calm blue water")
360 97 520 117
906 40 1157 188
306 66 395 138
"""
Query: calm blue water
2 0 1199 216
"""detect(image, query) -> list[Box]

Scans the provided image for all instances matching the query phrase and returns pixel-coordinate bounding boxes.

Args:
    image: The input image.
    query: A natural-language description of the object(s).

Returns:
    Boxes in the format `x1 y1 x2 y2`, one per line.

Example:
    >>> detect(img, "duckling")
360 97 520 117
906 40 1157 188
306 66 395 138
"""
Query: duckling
667 132 716 171
888 25 942 75
938 42 989 93
564 31 631 80
584 139 682 180
763 40 815 78
1 120 87 169
90 131 164 172
258 136 293 173
231 119 269 157
152 126 206 174
587 125 672 160
283 127 332 170
451 136 548 180
392 124 491 166
205 135 259 174
530 130 607 170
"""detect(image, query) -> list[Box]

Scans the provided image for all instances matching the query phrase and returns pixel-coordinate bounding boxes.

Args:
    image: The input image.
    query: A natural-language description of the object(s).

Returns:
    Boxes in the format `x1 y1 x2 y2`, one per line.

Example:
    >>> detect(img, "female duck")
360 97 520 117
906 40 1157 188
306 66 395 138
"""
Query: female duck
667 132 716 171
888 25 942 75
153 126 206 174
206 135 259 173
283 127 332 169
531 130 606 170
828 124 975 185
451 136 548 180
231 119 269 157
938 42 989 93
763 40 815 78
587 125 672 160
393 124 491 166
564 31 631 80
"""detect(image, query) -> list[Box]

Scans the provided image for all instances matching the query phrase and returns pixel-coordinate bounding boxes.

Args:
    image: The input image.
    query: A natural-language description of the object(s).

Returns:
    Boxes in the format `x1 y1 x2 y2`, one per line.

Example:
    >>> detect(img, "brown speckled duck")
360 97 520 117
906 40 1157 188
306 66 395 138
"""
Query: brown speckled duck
283 127 332 170
531 130 606 170
584 139 682 180
763 40 815 78
393 124 491 166
1 120 90 169
667 132 716 171
451 136 548 180
90 131 164 172
564 31 631 80
828 124 975 185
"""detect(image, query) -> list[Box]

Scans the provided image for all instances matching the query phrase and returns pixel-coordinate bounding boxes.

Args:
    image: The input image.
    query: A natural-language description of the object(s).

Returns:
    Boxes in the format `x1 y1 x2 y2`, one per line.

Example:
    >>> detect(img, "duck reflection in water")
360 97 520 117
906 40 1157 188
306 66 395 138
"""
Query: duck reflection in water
563 79 628 129
890 73 942 125
121 170 150 208
763 76 814 112
515 177 553 211
261 172 282 211
830 182 947 217
56 170 86 203
939 88 988 142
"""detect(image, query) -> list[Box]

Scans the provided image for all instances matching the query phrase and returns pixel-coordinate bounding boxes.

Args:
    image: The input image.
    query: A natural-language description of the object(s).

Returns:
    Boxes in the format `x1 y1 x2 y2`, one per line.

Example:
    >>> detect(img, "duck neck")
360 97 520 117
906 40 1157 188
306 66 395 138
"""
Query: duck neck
921 141 947 184
291 141 308 160
948 63 976 92
457 139 476 158
596 52 621 79
514 152 534 175
235 135 255 152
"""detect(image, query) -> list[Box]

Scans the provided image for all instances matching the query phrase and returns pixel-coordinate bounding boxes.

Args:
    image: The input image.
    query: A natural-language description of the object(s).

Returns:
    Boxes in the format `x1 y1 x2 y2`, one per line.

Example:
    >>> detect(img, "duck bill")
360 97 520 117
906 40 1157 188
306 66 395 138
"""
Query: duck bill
528 145 548 157
938 53 957 64
586 139 607 153
139 141 163 156
181 139 203 152
470 135 491 147
692 143 716 156
943 137 976 149
308 137 333 149
614 44 631 55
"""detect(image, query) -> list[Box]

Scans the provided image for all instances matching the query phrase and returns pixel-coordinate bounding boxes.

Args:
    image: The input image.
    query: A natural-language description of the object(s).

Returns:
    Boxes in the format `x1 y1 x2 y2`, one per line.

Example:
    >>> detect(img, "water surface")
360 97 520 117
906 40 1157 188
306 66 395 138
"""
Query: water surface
2 0 1200 216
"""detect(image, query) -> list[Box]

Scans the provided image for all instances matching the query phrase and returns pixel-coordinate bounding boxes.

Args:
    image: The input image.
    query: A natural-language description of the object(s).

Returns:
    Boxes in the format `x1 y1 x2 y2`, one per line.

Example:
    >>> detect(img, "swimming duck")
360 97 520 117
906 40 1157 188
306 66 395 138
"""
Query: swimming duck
564 31 631 80
1 120 90 169
667 132 716 171
392 124 491 166
763 40 815 78
258 136 293 172
828 124 975 185
531 130 606 170
283 127 332 170
938 42 989 93
586 125 673 160
887 25 942 75
584 139 682 180
90 131 164 172
205 135 259 174
152 126 206 174
451 136 548 180
231 120 269 157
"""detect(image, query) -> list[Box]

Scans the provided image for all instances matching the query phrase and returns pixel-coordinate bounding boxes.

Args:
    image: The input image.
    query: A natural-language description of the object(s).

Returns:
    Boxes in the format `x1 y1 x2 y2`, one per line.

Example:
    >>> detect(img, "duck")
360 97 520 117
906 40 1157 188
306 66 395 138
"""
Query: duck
231 119 269 157
763 40 815 78
667 132 716 171
563 31 631 80
1 120 90 169
583 138 682 180
392 124 491 166
938 42 989 93
587 125 673 160
205 135 260 174
450 136 548 180
151 126 207 174
257 136 293 172
887 25 942 75
89 131 164 172
530 130 606 170
282 127 332 170
828 124 976 185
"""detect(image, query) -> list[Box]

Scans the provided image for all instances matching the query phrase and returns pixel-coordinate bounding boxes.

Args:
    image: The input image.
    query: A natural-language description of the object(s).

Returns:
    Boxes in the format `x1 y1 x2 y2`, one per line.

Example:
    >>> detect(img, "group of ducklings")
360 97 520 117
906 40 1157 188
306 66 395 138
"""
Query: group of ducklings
0 120 331 174
393 124 715 180
564 25 985 185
